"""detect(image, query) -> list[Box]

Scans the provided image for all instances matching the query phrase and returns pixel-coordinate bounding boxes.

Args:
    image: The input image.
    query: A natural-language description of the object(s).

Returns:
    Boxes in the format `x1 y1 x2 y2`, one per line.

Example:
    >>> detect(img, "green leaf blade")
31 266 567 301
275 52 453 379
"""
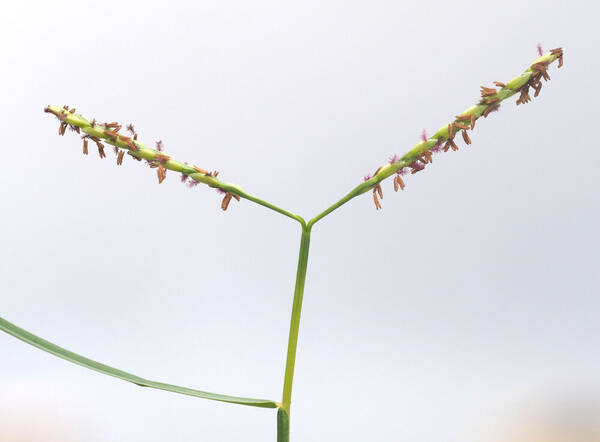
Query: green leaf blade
0 316 278 409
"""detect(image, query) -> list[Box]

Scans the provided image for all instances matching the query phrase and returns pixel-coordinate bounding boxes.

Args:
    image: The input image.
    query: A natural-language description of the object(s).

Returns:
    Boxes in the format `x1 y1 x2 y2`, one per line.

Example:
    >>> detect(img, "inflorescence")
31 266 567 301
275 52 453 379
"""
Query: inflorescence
45 105 240 211
45 46 564 213
364 46 564 210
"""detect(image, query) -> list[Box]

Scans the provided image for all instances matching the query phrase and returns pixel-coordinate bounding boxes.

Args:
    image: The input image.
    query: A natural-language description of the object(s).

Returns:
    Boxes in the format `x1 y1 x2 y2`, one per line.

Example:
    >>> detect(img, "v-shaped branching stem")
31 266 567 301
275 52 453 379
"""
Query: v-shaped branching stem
0 48 563 442
277 192 383 441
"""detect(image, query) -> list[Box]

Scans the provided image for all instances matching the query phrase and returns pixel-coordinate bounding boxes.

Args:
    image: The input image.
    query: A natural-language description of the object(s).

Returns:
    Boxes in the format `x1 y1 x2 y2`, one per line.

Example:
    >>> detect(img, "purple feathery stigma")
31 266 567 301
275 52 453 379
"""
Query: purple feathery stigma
537 43 543 56
431 138 443 153
389 154 399 164
187 179 200 188
396 167 410 176
421 129 428 142
410 160 425 173
180 174 188 183
156 140 164 152
364 173 372 181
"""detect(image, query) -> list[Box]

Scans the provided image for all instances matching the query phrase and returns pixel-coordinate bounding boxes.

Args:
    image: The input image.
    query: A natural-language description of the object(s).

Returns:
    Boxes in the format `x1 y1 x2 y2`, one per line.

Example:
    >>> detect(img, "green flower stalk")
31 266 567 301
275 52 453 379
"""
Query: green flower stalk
1 46 564 441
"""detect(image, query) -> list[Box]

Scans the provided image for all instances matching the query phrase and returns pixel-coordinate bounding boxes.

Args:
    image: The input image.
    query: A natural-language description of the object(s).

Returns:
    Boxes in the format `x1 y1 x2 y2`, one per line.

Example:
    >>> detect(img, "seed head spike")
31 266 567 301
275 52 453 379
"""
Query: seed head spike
43 47 563 215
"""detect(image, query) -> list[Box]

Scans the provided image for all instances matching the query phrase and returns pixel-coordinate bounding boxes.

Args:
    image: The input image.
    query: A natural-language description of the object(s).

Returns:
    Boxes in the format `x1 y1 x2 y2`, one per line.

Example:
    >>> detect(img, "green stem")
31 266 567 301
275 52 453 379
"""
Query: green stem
277 408 290 442
230 186 305 227
308 181 372 229
278 225 311 441
281 226 312 411
276 179 389 442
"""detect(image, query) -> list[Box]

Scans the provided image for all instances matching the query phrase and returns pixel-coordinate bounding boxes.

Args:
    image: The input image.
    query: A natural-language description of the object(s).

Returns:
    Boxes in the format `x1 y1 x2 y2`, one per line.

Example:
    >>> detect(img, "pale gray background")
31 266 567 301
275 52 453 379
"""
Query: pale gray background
1 1 598 441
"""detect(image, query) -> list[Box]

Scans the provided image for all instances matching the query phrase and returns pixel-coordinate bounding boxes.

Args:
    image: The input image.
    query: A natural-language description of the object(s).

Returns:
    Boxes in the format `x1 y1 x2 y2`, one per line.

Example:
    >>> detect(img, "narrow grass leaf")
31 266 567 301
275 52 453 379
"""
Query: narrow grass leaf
0 316 278 409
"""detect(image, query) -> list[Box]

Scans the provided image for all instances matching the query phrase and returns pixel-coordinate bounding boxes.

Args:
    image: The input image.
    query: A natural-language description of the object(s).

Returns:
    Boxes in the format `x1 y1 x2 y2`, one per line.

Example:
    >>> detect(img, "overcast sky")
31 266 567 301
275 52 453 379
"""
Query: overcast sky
1 1 598 441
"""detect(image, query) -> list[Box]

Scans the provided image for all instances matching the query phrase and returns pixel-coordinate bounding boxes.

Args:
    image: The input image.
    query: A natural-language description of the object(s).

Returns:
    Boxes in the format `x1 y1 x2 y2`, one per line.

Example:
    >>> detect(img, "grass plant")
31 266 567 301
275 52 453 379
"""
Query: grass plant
1 47 564 441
